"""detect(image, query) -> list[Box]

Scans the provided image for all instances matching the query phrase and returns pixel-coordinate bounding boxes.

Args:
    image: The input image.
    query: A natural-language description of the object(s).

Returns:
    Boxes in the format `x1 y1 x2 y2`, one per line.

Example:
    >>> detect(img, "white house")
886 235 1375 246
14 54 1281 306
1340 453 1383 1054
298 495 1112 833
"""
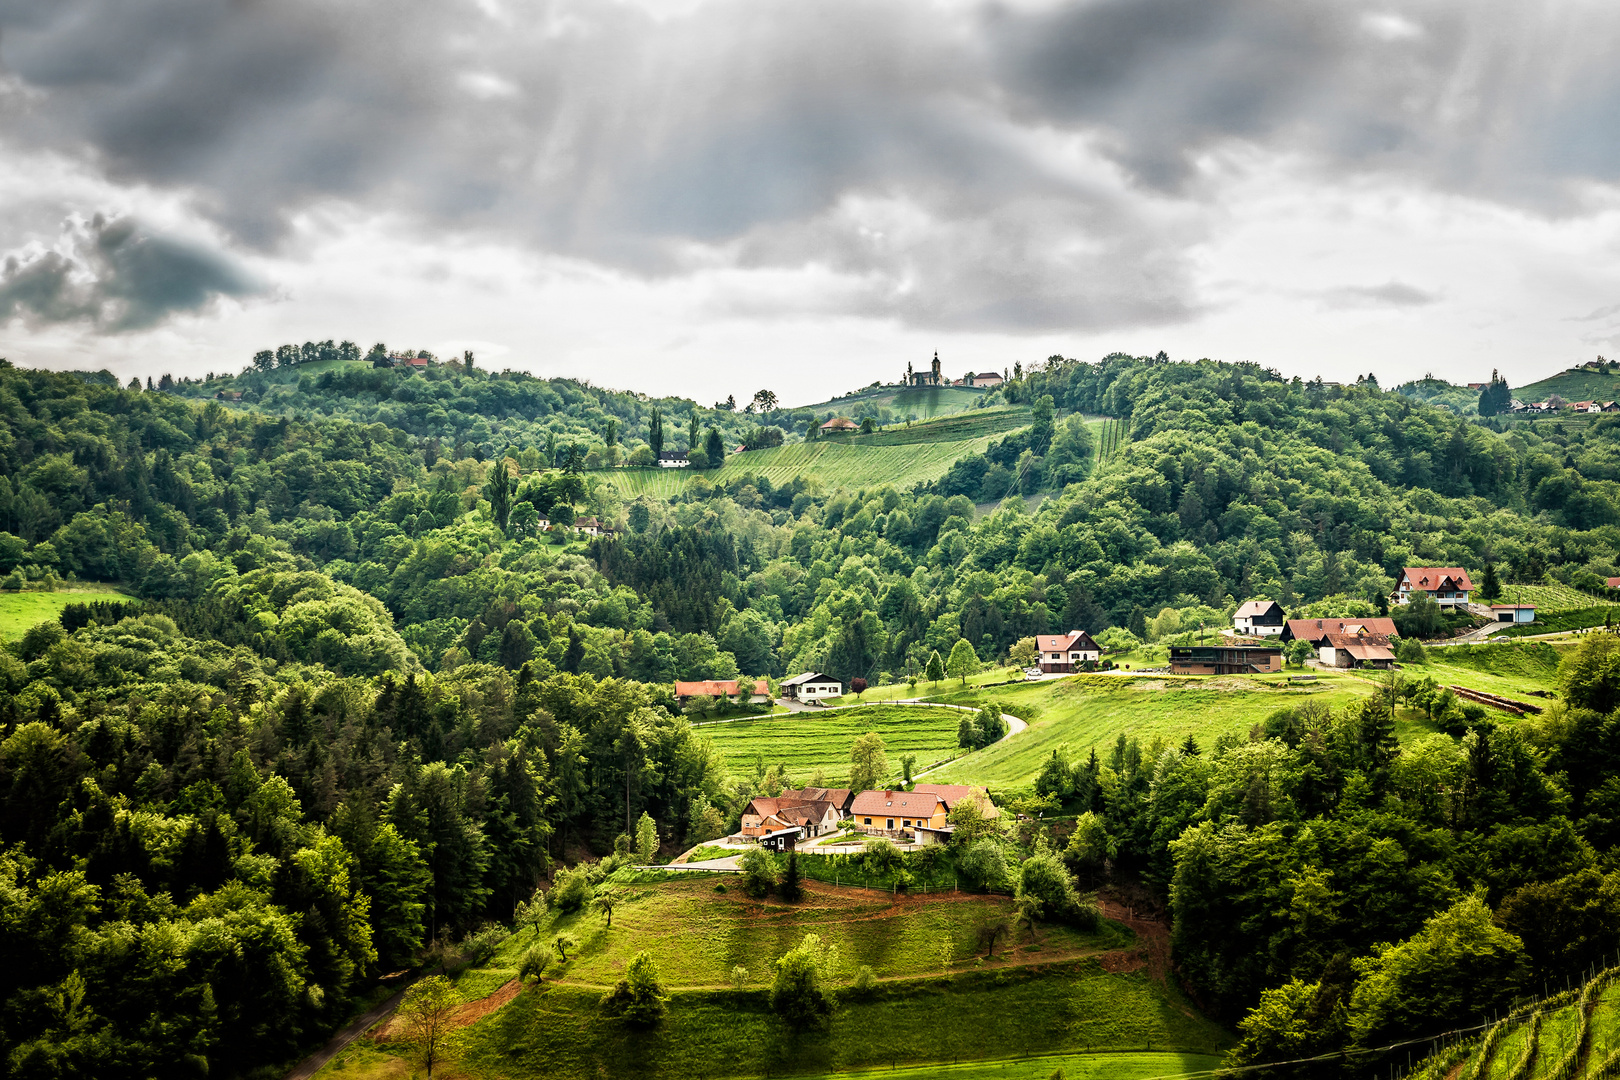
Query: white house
1395 567 1474 611
657 451 690 468
780 672 843 701
1036 630 1102 673
1233 600 1285 637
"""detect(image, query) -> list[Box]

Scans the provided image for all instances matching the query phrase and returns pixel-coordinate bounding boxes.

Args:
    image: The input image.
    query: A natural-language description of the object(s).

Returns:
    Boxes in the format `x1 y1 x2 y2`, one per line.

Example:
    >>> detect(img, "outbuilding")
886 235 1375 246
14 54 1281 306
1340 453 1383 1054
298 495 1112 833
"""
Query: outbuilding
1489 604 1536 624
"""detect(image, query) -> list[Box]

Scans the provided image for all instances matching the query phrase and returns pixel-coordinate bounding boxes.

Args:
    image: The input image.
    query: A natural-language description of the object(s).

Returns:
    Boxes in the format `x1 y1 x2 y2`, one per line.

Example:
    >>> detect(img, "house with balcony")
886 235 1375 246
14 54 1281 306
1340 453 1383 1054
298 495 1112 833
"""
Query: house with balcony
1036 630 1102 673
1395 567 1474 611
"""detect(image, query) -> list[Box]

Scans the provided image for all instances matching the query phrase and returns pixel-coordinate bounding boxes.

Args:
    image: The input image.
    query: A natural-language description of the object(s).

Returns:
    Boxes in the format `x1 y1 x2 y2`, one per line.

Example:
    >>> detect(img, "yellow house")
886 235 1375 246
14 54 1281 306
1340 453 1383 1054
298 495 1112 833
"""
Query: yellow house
850 790 948 838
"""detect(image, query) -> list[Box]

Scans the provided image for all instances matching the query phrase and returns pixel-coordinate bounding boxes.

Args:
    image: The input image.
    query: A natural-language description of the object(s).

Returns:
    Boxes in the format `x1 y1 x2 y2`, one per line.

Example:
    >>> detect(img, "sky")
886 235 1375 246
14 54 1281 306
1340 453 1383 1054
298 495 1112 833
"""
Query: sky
3 0 1620 406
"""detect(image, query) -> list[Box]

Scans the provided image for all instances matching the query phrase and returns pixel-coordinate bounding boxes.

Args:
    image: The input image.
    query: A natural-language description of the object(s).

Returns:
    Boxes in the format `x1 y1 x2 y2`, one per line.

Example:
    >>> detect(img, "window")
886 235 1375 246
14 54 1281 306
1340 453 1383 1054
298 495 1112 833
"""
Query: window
864 817 872 825
886 819 894 829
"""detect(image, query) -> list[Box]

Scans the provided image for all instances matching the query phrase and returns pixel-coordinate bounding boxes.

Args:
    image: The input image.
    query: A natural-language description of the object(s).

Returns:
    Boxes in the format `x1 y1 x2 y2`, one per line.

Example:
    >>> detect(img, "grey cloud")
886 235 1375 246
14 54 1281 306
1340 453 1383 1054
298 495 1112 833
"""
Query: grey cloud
2 0 1620 336
1320 281 1438 309
0 216 261 331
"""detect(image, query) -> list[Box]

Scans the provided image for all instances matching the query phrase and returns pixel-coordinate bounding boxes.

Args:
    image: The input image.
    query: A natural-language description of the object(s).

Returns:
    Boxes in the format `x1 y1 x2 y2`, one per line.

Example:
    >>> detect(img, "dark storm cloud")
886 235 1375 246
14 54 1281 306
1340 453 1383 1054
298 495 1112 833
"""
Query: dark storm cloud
1 0 1618 334
0 216 260 331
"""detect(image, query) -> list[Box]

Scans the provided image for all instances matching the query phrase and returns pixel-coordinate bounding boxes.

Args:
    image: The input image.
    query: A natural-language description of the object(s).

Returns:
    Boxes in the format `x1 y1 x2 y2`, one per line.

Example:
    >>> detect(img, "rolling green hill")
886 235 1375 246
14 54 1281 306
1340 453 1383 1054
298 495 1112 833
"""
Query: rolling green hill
1513 366 1620 402
351 875 1231 1080
799 383 992 420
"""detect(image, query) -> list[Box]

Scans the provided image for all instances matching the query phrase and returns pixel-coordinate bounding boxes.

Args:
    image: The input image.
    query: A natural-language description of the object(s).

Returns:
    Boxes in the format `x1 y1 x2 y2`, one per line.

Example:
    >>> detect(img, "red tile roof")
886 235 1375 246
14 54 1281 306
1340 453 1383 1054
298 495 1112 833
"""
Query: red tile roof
1036 630 1099 652
1284 618 1398 643
850 790 946 817
1401 567 1475 591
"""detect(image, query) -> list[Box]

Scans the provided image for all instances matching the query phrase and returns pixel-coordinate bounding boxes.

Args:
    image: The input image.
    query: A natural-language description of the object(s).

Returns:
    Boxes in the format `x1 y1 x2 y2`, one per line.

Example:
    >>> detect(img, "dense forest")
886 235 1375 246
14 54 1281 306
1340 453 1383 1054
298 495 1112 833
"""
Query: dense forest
5 353 1620 1076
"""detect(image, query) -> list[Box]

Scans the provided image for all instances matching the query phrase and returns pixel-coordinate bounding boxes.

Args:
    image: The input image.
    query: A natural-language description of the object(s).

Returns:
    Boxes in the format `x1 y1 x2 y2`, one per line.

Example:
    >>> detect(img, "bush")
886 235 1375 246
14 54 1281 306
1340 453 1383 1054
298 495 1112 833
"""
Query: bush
958 838 1009 891
738 846 777 898
599 950 668 1027
862 838 903 873
771 934 837 1029
850 964 878 997
1394 637 1426 664
550 863 596 913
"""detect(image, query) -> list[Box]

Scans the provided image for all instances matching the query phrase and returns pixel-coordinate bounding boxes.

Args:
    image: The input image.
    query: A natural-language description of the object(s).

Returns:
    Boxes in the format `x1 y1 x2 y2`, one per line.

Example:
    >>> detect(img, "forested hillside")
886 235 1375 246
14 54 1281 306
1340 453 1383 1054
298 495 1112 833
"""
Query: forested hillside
6 353 1620 1077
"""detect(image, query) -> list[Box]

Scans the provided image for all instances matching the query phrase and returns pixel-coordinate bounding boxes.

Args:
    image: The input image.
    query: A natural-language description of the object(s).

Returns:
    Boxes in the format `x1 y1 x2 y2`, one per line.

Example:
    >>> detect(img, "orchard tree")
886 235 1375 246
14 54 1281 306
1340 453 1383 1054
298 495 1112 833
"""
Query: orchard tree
600 951 668 1026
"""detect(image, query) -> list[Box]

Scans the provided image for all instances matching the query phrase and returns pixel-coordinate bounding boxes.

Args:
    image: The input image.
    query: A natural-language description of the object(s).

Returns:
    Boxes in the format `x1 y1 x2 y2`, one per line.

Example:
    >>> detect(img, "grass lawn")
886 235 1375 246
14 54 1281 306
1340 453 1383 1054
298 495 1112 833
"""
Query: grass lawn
918 674 1376 789
0 585 137 640
702 705 968 786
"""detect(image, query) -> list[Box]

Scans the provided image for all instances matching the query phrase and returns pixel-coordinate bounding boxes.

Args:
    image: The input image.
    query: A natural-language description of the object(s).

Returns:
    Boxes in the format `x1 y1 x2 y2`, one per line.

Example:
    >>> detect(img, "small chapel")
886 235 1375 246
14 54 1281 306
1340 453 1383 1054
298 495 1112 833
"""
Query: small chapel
904 351 944 388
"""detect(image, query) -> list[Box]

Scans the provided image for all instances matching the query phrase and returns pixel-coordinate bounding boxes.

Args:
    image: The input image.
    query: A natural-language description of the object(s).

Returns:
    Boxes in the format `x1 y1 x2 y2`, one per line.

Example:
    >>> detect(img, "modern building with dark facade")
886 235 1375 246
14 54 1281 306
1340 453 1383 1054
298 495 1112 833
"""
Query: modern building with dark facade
1170 644 1284 675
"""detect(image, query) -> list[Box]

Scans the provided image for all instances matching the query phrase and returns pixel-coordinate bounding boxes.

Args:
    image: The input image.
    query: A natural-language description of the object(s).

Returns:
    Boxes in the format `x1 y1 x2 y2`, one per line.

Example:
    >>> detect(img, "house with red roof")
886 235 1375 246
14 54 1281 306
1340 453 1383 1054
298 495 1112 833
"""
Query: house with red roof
1035 630 1101 673
1395 567 1475 611
850 790 948 838
673 679 771 704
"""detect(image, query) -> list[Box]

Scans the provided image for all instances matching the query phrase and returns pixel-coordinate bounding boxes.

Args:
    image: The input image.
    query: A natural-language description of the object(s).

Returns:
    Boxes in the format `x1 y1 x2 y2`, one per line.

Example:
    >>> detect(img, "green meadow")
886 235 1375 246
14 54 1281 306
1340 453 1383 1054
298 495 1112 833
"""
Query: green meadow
343 875 1230 1080
0 587 137 640
699 704 967 785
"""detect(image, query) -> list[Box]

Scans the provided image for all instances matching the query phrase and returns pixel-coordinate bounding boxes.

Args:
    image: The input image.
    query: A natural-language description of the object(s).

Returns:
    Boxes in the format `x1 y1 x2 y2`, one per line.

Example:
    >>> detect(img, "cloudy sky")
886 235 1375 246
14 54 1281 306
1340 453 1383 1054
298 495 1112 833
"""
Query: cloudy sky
3 0 1620 404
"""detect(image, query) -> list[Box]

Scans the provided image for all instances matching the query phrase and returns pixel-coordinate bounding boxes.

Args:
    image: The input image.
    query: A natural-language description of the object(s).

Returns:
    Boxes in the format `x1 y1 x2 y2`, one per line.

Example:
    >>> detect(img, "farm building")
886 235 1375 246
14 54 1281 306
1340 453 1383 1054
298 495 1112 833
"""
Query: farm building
575 516 606 536
1319 632 1395 669
1169 645 1283 675
1233 599 1285 636
673 678 771 704
1281 617 1398 645
656 451 689 468
968 371 1004 388
820 417 859 432
779 787 856 816
851 790 948 838
1489 604 1536 623
739 796 840 839
780 672 842 701
1395 567 1474 611
1036 630 1102 673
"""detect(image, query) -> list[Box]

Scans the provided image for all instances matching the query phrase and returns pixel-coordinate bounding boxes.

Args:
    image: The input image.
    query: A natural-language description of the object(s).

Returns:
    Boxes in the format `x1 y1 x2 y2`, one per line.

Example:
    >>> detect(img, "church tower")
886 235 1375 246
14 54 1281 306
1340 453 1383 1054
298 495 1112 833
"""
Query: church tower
931 351 941 384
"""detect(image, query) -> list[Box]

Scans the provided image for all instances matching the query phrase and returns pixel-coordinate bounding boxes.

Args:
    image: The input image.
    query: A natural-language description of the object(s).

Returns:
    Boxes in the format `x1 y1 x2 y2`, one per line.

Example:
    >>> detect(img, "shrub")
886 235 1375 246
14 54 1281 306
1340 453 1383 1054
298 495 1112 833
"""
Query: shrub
958 838 1008 890
771 934 838 1029
460 922 505 965
600 950 668 1026
550 863 596 913
850 964 878 997
862 838 903 873
738 846 777 898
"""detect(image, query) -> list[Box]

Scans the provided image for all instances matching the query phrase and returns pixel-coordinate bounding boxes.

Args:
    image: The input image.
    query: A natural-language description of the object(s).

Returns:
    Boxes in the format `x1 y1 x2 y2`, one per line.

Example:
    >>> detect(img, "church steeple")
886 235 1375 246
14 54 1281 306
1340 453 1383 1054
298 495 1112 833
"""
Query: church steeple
932 351 940 382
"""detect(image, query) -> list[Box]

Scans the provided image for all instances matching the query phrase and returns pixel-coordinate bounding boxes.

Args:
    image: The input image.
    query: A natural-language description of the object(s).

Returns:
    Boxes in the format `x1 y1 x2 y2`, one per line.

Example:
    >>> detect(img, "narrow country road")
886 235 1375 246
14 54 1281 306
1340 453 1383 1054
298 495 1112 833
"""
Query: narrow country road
281 976 419 1080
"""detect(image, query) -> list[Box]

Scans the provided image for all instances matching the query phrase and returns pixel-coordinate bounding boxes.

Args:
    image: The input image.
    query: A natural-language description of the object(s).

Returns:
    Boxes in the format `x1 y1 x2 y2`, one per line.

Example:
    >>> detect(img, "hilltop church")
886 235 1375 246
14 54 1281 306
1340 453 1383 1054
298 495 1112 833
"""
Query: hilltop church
905 351 944 388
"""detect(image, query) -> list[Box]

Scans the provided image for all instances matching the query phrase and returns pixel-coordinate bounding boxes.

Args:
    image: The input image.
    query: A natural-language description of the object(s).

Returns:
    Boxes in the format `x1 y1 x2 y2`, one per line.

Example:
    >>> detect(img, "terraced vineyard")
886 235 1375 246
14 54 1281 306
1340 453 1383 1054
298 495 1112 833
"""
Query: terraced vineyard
697 704 968 784
1497 583 1619 612
831 406 1030 445
1401 968 1620 1080
802 383 992 419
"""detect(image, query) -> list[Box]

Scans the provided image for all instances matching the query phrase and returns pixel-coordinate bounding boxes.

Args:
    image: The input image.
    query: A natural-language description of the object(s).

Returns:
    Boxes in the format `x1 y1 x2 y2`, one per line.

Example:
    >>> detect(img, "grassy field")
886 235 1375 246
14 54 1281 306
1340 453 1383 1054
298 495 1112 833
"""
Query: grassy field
594 432 1008 498
915 675 1377 789
1089 416 1130 465
0 586 137 640
700 705 968 785
409 875 1230 1080
1513 367 1620 402
1414 641 1565 699
800 384 992 420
